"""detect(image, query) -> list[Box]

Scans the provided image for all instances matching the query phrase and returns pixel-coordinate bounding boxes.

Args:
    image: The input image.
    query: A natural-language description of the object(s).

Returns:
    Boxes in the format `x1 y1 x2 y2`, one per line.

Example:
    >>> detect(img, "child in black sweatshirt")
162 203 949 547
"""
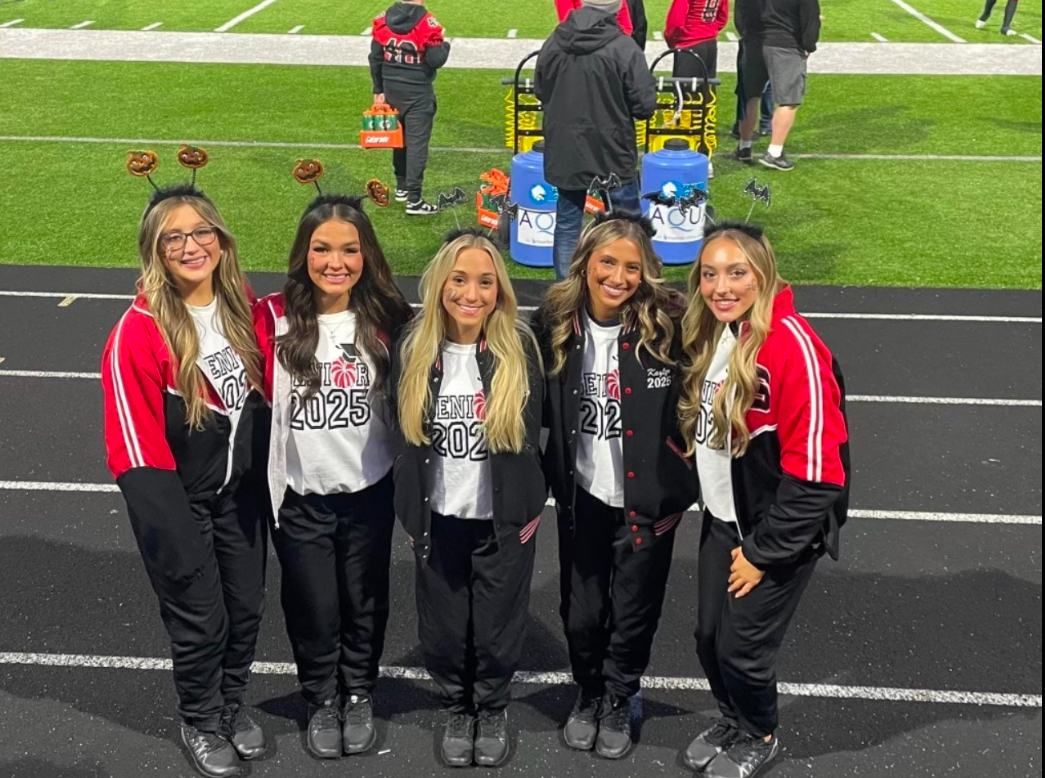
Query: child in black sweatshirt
369 1 451 215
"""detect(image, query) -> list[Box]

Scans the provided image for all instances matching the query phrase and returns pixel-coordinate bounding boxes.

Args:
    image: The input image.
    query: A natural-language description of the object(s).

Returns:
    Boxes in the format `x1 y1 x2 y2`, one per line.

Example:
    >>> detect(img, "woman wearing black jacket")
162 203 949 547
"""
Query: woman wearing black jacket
392 230 546 769
531 212 698 760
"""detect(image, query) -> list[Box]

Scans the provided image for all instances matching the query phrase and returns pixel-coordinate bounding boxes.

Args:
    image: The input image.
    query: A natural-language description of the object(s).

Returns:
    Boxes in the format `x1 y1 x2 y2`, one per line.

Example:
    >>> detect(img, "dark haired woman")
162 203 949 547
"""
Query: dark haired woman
253 193 413 759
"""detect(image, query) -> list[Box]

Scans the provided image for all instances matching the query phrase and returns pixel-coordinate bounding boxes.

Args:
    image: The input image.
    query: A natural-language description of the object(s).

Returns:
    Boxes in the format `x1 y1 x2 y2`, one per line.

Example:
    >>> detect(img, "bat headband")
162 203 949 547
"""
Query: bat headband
590 209 658 239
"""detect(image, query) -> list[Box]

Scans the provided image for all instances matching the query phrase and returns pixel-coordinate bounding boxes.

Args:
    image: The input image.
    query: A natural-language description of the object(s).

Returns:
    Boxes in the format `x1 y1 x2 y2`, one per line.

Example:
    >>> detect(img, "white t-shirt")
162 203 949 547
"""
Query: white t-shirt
694 326 739 525
430 341 493 520
286 310 395 496
575 315 624 508
188 299 249 490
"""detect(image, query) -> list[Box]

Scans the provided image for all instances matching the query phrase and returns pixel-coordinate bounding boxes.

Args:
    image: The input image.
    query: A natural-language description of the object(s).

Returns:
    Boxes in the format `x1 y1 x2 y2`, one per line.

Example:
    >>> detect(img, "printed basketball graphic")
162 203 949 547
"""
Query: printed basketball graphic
474 390 487 421
607 369 620 401
331 356 357 388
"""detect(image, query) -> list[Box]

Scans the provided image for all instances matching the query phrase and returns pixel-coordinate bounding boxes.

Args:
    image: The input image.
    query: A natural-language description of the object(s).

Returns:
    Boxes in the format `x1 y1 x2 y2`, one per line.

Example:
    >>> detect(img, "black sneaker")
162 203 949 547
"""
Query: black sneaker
440 712 476 768
705 734 780 778
595 696 633 760
220 702 268 761
306 698 342 759
732 146 753 165
395 188 409 202
682 718 740 771
341 693 377 755
759 151 795 171
180 724 243 778
406 199 439 216
562 688 601 751
474 709 510 767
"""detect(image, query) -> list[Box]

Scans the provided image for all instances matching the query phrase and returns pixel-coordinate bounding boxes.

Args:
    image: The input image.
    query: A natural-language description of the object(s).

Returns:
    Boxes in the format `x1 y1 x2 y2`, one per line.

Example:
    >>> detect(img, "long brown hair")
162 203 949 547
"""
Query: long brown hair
277 194 412 397
678 223 785 457
541 213 684 374
397 232 538 454
137 189 264 430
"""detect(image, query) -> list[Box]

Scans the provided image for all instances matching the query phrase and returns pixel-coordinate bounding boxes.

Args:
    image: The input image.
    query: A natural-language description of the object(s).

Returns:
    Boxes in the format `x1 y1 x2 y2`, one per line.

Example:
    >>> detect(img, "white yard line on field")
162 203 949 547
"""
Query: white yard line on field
214 0 280 33
0 134 1041 164
69 21 94 30
0 651 1040 706
0 19 25 28
507 29 517 39
872 32 889 42
141 22 163 31
726 31 738 42
288 25 304 34
1020 33 1041 44
888 0 966 42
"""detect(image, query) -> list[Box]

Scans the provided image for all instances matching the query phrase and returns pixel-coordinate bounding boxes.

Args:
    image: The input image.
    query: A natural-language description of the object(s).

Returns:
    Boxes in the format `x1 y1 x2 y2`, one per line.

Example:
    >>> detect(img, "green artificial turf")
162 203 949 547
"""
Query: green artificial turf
0 59 1040 288
0 0 1040 42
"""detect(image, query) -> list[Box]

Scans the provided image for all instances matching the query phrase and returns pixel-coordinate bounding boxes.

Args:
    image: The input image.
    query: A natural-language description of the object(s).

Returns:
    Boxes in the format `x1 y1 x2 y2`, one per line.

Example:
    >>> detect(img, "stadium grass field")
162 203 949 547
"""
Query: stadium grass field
0 59 1040 287
0 0 1041 42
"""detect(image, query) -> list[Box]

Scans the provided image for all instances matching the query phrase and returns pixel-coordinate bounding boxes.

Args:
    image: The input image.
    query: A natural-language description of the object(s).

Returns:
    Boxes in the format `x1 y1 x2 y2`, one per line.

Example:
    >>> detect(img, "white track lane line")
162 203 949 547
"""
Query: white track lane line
214 0 280 33
0 481 1039 525
0 651 1038 707
0 369 1038 407
888 0 966 42
0 291 1040 324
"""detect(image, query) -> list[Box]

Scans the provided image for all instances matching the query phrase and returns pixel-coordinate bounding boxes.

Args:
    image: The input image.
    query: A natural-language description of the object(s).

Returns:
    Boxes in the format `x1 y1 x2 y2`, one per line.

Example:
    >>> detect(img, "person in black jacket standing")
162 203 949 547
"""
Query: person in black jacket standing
627 0 649 49
531 212 698 760
393 230 546 769
535 0 658 281
733 0 819 172
369 1 451 214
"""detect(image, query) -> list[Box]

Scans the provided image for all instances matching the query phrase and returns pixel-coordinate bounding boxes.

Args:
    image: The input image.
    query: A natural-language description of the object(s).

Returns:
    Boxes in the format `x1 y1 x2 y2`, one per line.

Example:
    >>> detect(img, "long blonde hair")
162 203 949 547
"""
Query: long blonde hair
678 224 784 457
137 191 264 430
398 232 537 454
541 215 684 375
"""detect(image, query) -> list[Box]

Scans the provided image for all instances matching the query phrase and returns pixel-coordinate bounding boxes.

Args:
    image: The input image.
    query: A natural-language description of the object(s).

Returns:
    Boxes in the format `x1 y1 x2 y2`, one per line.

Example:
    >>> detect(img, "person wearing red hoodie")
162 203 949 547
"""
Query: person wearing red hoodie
556 0 633 37
664 0 730 163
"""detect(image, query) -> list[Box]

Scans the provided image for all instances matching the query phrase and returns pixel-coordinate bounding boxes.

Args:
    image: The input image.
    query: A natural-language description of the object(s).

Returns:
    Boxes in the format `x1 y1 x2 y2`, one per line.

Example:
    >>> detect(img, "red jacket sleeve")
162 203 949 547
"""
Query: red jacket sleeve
252 296 278 405
617 2 634 35
773 317 847 487
664 0 688 46
555 0 632 34
102 309 177 479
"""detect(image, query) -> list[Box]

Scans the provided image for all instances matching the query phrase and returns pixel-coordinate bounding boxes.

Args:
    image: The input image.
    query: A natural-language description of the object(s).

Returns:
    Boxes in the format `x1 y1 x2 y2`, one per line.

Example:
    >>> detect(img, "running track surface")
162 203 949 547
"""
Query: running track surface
0 265 1040 778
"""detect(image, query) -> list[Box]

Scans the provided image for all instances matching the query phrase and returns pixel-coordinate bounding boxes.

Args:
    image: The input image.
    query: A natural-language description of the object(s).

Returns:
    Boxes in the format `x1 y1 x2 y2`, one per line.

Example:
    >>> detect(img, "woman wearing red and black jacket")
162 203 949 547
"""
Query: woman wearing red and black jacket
677 222 849 778
102 185 268 778
531 212 698 760
555 0 635 38
253 193 412 760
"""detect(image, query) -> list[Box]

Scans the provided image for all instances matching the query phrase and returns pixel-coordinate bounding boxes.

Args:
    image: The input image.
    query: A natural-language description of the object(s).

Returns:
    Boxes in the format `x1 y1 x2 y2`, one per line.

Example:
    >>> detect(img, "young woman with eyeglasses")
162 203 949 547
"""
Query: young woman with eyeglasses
102 185 269 778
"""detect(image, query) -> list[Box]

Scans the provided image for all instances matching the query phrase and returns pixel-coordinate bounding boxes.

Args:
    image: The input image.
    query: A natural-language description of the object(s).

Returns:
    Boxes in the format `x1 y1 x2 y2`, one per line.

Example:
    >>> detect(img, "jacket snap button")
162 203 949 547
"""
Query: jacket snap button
424 497 429 502
625 387 632 395
627 471 635 479
629 511 636 518
635 537 643 545
626 429 633 437
631 524 638 532
622 342 630 350
424 459 430 464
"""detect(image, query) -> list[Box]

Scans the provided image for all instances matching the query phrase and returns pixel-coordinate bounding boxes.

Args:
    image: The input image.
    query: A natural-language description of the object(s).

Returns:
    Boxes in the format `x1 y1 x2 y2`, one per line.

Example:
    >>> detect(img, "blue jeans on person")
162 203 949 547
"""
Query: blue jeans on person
733 83 774 136
552 182 641 280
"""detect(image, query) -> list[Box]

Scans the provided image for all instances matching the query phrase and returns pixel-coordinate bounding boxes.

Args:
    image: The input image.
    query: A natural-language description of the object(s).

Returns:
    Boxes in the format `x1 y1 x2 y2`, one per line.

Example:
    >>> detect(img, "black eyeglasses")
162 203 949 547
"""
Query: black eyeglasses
160 226 219 252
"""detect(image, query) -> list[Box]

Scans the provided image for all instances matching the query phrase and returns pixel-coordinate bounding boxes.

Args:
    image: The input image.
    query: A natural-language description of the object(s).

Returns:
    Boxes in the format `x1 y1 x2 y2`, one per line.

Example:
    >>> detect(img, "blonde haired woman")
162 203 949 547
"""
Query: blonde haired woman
531 212 697 760
102 185 268 778
677 222 849 778
392 229 546 769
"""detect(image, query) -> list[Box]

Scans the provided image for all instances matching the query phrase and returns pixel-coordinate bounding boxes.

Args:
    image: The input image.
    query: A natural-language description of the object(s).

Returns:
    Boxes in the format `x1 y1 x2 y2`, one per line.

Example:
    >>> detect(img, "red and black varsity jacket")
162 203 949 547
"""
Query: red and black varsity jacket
369 2 451 93
664 0 730 49
531 303 699 552
725 286 850 565
102 295 264 588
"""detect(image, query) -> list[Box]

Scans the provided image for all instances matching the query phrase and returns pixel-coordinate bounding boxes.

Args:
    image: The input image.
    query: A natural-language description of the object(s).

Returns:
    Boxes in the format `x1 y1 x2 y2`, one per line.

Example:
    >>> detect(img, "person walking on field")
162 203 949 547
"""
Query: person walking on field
975 0 1020 35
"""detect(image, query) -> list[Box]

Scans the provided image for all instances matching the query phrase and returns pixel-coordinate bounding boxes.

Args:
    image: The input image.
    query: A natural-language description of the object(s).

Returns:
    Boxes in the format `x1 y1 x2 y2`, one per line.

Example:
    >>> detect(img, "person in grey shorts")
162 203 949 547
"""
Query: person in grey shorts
733 0 820 171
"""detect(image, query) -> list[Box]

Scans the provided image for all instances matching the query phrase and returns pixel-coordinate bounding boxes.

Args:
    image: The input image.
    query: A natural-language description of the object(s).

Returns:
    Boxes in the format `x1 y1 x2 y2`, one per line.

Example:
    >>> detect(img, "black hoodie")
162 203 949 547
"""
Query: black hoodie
534 7 657 190
762 0 820 53
369 2 451 93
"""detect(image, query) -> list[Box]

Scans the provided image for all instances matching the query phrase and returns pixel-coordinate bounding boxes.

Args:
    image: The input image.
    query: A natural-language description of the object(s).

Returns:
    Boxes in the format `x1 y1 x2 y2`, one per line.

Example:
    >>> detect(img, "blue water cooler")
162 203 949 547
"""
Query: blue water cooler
641 139 709 265
509 141 556 268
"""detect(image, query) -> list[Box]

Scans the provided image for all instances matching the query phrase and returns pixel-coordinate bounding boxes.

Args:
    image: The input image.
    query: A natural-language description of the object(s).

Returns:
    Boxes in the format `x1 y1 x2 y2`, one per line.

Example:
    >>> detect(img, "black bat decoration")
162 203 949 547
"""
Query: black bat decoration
743 178 771 207
489 193 520 220
641 187 708 216
436 186 468 210
588 172 623 212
